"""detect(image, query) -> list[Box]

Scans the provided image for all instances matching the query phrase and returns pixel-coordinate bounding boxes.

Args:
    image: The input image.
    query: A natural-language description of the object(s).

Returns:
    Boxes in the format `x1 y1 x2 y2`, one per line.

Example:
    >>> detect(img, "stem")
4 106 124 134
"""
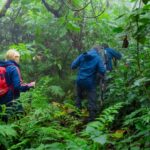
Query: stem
136 38 141 72
136 0 142 72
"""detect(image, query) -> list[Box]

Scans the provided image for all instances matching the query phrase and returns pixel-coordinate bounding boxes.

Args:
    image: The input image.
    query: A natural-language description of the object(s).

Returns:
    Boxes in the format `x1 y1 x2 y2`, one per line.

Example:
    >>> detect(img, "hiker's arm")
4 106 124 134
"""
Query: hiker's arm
11 67 30 92
110 48 122 60
21 82 35 90
71 55 82 69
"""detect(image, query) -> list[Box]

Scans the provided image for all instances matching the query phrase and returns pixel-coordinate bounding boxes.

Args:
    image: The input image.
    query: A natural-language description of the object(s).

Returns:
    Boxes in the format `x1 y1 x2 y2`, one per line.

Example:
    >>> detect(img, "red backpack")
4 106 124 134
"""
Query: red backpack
0 66 9 97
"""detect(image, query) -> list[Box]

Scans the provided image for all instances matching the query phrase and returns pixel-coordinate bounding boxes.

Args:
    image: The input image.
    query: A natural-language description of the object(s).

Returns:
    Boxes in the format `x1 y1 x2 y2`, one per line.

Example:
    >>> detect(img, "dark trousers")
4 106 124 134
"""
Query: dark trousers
0 91 23 123
76 79 97 120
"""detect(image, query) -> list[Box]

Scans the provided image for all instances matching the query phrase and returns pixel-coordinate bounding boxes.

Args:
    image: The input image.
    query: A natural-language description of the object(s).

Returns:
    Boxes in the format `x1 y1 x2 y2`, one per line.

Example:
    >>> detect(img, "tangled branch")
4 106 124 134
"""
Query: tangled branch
63 0 106 19
62 0 90 11
42 0 63 17
84 8 106 19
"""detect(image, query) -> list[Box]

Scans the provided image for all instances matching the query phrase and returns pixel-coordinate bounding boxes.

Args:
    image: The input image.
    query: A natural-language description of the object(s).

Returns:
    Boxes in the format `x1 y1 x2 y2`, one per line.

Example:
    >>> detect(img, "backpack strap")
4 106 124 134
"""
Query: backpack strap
15 66 29 87
104 50 108 65
5 64 23 91
15 66 23 84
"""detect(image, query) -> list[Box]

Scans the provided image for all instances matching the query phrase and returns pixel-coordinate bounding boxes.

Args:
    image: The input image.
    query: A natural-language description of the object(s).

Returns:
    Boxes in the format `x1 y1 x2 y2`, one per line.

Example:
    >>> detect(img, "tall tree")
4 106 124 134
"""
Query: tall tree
0 0 13 18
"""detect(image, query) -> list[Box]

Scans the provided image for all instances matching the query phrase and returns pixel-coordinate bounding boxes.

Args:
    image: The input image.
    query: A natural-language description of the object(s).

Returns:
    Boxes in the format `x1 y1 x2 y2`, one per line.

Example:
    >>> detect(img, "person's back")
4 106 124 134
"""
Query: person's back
71 48 105 81
0 60 32 100
0 49 35 122
71 46 106 122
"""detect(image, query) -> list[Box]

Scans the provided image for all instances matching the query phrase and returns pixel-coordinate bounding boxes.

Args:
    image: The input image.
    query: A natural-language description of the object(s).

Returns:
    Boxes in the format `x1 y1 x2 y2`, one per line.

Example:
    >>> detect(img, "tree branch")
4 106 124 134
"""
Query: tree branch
90 0 97 21
84 8 105 19
0 0 13 18
41 0 62 17
62 0 90 12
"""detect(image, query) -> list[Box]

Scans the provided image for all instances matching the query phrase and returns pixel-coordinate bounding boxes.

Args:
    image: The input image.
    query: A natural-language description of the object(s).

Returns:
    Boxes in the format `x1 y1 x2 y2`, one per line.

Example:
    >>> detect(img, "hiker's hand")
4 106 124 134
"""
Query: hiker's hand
28 81 36 88
100 83 106 92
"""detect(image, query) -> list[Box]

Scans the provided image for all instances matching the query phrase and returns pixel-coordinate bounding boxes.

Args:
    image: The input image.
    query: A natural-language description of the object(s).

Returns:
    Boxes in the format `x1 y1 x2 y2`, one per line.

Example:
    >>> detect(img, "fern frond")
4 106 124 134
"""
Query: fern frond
124 107 150 126
49 85 65 97
82 102 125 146
0 124 17 138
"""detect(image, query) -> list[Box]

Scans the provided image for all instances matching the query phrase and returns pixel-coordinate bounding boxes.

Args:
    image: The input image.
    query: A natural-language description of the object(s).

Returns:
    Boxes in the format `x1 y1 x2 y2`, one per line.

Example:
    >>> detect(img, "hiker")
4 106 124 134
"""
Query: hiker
102 43 122 71
96 43 122 102
0 49 35 122
71 45 106 122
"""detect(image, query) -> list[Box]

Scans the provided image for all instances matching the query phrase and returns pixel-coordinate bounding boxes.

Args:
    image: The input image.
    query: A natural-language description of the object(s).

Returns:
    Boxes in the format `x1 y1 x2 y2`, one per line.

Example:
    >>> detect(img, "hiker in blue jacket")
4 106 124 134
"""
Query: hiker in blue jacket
102 43 122 71
0 49 35 122
71 45 106 122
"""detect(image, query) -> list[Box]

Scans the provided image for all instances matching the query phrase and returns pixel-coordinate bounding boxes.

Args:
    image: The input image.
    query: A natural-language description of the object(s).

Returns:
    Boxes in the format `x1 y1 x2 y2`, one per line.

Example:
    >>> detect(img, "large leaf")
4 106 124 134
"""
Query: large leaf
113 27 124 33
0 125 17 138
85 125 102 137
67 21 80 32
133 77 150 87
142 0 149 4
49 85 65 97
93 134 107 145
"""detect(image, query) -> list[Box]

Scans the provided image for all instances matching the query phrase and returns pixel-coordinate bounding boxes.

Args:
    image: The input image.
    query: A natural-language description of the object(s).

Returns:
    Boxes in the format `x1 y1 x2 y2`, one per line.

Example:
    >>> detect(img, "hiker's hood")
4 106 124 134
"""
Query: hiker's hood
83 49 99 60
0 60 19 67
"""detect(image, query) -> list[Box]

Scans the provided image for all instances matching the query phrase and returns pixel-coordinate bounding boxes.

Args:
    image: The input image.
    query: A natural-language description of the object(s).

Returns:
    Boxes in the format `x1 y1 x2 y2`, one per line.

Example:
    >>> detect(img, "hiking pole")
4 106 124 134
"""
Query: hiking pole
113 58 117 67
99 77 105 107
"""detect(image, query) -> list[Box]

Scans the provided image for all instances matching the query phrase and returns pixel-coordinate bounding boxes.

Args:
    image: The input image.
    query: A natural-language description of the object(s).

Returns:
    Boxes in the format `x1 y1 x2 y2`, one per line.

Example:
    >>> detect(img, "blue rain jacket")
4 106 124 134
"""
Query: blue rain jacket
71 49 106 88
0 60 30 105
105 48 122 71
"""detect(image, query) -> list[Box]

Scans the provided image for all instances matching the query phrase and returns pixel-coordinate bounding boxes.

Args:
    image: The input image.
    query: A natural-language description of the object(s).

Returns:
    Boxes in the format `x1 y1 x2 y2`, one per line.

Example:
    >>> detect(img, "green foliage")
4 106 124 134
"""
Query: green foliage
82 102 125 149
49 85 65 98
2 99 89 149
115 111 150 150
10 43 33 61
0 124 17 149
0 0 150 149
142 0 149 4
124 107 150 128
0 125 17 138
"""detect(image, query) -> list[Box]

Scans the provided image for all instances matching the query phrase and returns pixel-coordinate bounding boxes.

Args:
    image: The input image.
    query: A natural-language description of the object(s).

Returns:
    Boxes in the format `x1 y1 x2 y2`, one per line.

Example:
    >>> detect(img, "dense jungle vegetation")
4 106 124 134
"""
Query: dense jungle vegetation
0 0 150 149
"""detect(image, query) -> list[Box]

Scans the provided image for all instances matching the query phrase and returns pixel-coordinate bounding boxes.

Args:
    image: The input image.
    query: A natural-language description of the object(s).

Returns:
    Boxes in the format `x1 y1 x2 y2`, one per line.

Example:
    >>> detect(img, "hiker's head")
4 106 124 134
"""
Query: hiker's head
102 43 109 49
92 45 103 53
92 45 103 52
6 49 20 63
